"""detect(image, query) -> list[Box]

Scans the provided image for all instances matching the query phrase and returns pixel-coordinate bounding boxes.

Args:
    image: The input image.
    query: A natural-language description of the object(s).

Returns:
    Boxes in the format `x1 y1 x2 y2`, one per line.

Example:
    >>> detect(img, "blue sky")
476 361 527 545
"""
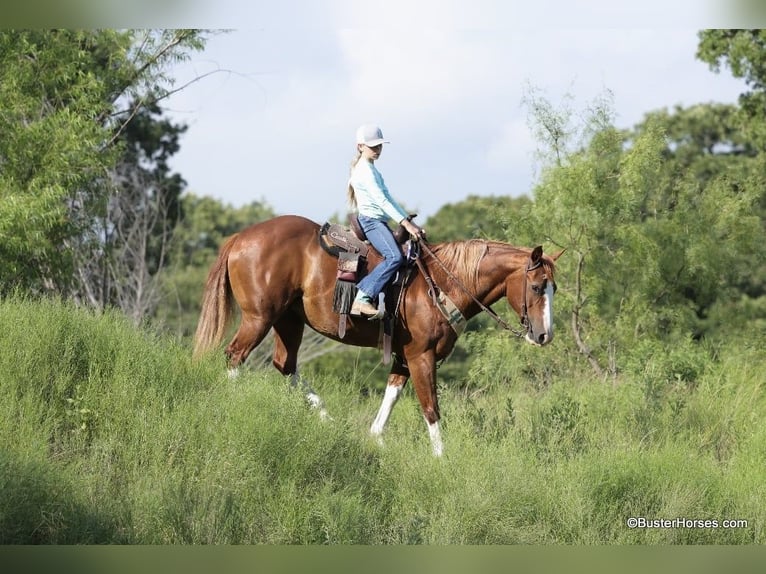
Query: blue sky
163 12 746 223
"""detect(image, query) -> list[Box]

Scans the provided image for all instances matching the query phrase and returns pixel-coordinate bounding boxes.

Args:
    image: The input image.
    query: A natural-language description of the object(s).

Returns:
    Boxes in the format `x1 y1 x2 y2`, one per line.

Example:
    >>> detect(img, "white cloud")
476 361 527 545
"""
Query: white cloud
337 29 507 127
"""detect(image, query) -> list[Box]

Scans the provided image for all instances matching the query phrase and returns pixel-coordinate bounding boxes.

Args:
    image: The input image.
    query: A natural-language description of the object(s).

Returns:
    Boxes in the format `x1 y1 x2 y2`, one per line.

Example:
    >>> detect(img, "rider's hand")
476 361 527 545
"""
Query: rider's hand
402 219 425 241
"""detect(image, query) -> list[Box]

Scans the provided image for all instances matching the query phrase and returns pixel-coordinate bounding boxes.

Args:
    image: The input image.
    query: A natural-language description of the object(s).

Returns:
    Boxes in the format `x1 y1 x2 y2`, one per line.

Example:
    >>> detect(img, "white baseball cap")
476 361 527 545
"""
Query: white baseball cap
355 124 389 147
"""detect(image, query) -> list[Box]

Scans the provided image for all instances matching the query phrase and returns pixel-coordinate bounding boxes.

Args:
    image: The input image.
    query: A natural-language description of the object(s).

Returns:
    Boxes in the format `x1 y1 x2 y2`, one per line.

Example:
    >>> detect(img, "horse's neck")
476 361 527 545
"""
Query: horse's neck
431 247 528 319
473 252 525 308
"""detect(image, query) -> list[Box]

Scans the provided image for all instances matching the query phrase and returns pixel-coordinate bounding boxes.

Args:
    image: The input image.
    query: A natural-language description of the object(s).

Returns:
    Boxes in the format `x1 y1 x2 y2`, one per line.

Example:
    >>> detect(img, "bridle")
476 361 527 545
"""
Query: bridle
520 257 543 332
417 242 541 339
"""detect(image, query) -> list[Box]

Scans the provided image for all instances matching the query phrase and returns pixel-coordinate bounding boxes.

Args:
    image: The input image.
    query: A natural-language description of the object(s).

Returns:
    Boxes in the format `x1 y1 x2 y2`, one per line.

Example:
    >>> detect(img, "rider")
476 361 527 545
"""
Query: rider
347 124 424 317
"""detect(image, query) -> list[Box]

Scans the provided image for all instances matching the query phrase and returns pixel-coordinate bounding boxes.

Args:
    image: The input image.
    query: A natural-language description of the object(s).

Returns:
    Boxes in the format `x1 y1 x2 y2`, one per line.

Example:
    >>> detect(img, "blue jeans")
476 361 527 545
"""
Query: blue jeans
356 215 403 300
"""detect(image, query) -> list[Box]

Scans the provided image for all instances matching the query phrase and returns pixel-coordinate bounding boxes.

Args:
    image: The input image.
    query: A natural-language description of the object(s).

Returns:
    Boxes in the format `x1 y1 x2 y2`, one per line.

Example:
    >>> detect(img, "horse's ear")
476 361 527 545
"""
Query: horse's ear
531 245 543 263
550 249 566 262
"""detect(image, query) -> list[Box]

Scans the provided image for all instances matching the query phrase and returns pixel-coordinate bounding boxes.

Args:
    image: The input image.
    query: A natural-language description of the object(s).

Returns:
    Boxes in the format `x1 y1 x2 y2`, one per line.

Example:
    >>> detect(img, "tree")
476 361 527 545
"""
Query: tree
71 99 189 324
695 29 766 336
0 30 122 294
424 195 532 242
0 29 208 307
697 30 766 150
505 88 763 381
639 103 755 185
633 103 766 307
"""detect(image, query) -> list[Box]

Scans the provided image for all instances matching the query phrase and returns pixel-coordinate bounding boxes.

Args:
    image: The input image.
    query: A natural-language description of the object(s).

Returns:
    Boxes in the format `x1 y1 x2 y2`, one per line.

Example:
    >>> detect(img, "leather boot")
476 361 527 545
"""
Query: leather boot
350 298 382 318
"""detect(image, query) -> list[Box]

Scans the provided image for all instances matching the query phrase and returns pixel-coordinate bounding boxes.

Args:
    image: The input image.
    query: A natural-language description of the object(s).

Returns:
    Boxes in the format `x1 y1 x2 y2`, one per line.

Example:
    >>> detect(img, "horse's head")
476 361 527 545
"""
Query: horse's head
507 246 562 346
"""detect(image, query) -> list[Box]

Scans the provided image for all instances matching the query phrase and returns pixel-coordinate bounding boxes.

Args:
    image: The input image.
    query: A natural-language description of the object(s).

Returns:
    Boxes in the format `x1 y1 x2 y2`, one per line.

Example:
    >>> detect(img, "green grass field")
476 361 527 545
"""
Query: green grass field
1 296 763 543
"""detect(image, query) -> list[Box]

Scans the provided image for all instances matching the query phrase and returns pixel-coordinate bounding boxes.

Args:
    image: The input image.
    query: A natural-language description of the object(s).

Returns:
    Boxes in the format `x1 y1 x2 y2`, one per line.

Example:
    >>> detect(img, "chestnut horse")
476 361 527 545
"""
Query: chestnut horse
193 215 561 456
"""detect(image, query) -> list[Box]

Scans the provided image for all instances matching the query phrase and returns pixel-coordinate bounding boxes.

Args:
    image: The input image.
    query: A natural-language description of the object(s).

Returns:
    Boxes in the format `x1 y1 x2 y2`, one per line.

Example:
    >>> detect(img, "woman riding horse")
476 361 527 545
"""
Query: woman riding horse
193 212 561 456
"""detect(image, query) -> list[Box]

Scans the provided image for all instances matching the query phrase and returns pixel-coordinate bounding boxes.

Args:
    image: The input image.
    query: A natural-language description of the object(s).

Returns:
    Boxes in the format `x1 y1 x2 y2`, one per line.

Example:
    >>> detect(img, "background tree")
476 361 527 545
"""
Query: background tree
422 195 532 242
486 88 763 385
0 29 208 315
0 30 123 294
697 29 766 151
696 29 766 337
70 99 189 324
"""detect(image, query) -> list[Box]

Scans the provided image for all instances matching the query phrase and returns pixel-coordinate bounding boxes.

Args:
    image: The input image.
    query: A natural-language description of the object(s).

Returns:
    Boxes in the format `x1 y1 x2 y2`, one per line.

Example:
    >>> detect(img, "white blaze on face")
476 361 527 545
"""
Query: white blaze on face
524 280 556 346
542 280 555 340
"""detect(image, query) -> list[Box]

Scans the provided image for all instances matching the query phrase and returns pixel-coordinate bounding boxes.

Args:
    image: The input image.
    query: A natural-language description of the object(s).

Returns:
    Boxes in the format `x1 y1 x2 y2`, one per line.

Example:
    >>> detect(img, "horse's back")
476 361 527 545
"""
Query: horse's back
229 215 321 265
236 215 319 243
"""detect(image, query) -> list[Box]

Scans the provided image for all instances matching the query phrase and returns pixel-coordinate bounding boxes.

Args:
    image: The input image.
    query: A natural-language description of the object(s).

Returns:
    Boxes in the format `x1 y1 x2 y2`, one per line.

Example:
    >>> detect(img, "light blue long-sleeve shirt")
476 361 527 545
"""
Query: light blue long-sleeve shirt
349 159 409 223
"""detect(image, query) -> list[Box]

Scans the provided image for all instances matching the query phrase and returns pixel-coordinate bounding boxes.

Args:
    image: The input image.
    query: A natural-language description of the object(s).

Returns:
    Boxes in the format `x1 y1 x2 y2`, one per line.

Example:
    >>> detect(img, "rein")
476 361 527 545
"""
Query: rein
417 241 536 338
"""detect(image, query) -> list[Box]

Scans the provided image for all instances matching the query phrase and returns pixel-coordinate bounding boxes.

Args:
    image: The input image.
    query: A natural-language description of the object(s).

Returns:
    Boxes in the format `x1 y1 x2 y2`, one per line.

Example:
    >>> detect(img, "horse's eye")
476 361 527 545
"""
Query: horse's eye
532 284 543 295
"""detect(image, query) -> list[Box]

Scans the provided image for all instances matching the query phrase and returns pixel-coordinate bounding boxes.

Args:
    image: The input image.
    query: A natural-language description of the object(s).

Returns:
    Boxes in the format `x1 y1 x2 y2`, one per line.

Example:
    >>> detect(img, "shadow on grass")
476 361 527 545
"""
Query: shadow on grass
0 450 122 544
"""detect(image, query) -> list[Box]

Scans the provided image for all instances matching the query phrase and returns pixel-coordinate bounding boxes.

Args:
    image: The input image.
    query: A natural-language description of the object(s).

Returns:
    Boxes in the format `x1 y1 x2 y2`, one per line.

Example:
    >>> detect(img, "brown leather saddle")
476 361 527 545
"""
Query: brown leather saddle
320 213 413 256
319 215 418 363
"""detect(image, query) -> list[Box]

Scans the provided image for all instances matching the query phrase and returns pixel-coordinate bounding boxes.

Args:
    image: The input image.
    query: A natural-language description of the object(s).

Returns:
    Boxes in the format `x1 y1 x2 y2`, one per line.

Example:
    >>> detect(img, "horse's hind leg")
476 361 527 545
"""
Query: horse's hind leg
225 312 273 374
272 314 330 420
270 312 303 376
407 350 442 457
370 356 409 444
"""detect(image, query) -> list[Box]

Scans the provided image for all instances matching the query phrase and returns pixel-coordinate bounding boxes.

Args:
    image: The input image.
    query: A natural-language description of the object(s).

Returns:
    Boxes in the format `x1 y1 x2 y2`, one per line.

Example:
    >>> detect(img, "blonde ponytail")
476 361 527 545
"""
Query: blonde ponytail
346 148 363 209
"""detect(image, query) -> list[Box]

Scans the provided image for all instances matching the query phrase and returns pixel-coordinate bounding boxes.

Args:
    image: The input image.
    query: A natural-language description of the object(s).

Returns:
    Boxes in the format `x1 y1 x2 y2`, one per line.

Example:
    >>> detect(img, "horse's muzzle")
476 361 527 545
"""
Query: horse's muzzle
525 329 553 346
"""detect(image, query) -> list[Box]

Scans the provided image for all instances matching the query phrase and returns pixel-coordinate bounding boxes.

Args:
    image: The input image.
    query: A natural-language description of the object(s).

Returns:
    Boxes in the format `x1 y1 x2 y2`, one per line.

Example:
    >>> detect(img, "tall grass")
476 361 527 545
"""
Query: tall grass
1 296 763 543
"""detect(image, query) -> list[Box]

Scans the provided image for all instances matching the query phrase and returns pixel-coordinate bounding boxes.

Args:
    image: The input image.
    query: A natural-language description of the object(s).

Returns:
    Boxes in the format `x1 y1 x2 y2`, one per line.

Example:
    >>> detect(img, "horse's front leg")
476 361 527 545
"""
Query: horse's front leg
370 357 409 444
407 349 442 457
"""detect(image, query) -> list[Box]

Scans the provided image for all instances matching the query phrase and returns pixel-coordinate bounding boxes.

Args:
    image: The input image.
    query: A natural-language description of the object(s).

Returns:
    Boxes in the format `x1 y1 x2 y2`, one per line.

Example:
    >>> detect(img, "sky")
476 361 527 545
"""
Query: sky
161 4 748 224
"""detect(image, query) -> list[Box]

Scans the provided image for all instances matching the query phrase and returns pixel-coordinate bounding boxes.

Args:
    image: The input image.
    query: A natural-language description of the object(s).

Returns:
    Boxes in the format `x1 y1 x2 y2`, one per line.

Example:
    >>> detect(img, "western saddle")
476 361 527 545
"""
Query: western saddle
319 214 418 363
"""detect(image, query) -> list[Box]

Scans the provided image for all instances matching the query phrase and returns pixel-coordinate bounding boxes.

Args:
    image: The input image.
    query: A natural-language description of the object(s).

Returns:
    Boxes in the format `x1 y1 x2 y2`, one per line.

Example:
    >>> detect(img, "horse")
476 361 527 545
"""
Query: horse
193 215 561 456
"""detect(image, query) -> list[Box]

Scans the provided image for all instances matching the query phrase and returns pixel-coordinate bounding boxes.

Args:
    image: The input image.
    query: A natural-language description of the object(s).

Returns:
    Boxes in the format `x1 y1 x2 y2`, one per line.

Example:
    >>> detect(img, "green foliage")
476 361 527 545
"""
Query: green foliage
169 193 276 269
2 298 764 544
697 30 766 150
641 103 756 184
423 195 532 242
0 29 208 306
697 29 766 85
506 88 765 379
0 31 123 292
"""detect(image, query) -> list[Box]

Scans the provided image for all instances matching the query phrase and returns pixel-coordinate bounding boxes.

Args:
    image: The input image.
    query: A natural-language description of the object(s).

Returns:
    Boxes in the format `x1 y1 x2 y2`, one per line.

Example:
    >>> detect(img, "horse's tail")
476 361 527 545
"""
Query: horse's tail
193 234 238 358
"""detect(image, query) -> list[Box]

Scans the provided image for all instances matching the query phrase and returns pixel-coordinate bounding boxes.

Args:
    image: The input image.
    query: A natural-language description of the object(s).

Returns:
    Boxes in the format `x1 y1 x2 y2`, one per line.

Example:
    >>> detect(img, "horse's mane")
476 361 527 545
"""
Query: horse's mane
427 240 520 290
428 239 556 291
